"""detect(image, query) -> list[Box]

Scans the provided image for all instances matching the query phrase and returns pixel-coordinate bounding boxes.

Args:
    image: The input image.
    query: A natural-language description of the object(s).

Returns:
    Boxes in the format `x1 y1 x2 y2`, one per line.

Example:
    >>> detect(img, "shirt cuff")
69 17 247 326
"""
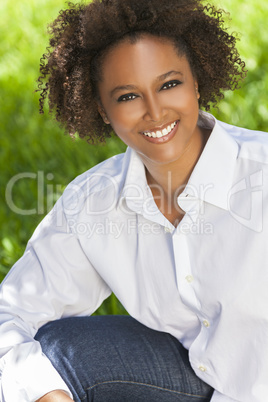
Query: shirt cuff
0 342 73 401
211 389 239 402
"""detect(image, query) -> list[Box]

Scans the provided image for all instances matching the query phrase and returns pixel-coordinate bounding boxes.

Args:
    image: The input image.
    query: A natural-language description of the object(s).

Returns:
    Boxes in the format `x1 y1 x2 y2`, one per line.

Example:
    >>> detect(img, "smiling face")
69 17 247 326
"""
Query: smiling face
97 34 202 169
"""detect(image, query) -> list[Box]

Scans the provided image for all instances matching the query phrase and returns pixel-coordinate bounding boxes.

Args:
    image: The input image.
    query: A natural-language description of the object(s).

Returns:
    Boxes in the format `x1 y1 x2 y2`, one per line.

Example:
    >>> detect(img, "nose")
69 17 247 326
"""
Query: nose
143 93 166 122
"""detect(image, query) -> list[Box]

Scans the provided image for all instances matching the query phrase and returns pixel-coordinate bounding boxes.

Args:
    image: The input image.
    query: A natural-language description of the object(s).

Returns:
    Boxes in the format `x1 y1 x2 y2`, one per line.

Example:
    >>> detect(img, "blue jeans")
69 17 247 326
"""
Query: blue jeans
35 316 213 401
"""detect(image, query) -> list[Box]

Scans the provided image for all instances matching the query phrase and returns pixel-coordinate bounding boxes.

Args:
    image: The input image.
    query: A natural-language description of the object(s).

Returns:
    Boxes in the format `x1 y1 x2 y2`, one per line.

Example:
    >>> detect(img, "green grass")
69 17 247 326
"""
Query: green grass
1 0 268 314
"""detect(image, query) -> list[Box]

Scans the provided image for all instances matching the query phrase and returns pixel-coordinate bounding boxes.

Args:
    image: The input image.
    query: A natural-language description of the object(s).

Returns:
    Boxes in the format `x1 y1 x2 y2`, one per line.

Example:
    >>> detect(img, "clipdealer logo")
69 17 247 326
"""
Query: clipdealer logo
5 169 265 234
227 170 263 232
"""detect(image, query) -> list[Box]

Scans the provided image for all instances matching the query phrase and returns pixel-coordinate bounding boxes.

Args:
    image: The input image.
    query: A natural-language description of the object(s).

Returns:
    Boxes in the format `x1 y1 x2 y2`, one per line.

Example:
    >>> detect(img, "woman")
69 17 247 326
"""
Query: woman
1 0 267 401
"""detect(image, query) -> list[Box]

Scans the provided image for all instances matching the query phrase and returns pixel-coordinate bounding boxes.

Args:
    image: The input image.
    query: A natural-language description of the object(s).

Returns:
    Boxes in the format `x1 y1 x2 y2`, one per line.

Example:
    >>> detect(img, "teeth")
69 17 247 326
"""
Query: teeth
143 121 177 138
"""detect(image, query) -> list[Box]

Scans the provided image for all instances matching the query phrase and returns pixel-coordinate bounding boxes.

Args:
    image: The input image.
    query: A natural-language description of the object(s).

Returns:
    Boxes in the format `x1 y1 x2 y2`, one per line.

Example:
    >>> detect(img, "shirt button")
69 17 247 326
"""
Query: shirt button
164 227 172 233
198 365 207 372
185 275 194 283
203 320 210 328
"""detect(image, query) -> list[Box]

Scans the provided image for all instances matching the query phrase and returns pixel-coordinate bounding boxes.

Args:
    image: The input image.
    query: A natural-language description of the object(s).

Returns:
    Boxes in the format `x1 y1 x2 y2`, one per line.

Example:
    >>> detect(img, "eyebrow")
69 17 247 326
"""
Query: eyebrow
110 70 183 97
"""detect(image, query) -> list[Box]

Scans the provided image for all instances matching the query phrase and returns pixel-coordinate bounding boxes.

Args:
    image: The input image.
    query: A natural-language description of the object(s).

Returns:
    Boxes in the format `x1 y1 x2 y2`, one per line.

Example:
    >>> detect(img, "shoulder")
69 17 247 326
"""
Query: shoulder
60 149 132 212
69 150 129 189
218 119 268 164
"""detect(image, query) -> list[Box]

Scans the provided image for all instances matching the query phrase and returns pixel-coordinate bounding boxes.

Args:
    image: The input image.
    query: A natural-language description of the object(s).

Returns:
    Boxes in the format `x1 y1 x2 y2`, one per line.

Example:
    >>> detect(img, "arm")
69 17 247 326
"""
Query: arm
0 198 111 401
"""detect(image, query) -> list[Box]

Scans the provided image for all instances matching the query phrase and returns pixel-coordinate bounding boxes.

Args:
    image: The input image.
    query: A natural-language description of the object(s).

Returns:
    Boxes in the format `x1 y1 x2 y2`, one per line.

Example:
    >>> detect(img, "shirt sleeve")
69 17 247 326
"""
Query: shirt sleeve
0 197 111 401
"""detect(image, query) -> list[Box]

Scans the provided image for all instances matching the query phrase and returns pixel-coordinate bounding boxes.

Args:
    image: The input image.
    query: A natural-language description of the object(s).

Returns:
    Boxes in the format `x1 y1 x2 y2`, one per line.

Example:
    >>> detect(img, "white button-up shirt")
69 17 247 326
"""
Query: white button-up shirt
1 112 268 401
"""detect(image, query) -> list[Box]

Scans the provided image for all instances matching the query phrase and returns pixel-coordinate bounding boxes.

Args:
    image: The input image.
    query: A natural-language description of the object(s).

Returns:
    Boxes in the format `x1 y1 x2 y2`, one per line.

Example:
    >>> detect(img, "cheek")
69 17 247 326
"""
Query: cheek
114 128 139 149
167 89 198 111
107 109 135 141
114 103 145 125
108 104 141 134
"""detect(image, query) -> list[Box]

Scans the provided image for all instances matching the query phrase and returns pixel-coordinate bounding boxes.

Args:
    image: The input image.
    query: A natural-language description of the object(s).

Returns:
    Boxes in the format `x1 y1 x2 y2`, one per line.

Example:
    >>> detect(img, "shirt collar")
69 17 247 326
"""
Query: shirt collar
180 112 239 211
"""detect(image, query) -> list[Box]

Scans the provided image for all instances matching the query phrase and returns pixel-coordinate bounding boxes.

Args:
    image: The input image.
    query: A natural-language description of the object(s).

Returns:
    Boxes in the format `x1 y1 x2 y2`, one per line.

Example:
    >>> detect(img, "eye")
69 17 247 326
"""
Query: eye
117 93 138 102
161 80 182 90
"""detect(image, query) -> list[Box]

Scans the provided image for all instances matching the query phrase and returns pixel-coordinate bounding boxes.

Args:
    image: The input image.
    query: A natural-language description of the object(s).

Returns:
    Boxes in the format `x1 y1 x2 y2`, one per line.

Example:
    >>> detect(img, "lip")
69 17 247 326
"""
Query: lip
140 120 179 144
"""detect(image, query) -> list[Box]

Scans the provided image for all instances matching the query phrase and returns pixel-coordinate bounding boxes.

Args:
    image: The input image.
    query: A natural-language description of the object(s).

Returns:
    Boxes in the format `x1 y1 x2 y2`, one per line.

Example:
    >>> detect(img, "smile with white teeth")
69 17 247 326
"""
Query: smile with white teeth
142 121 177 138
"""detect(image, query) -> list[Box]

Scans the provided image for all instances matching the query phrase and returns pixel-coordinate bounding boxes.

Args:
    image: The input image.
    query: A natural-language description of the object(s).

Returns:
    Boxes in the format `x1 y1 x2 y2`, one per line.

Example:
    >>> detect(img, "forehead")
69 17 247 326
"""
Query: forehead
104 35 186 73
99 34 192 85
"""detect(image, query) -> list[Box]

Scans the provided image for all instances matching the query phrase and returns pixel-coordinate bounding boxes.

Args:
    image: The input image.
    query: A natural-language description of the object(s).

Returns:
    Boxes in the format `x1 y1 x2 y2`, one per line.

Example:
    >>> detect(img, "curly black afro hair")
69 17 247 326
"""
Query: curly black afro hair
37 0 247 143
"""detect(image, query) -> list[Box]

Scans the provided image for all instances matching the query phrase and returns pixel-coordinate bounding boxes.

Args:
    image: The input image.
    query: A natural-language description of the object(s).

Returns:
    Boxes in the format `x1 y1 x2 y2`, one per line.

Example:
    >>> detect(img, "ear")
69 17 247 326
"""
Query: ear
97 103 110 124
194 81 200 100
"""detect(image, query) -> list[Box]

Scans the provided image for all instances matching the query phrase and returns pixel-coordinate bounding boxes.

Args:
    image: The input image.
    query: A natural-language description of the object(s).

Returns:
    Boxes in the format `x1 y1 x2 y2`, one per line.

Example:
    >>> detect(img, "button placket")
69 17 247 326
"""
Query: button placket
185 275 194 283
202 319 210 328
198 365 207 372
172 224 201 312
164 226 173 233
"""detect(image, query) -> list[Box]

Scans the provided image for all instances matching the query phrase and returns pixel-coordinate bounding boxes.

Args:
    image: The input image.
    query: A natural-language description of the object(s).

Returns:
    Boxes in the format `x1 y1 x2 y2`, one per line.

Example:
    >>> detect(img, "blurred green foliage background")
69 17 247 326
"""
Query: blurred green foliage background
1 0 268 313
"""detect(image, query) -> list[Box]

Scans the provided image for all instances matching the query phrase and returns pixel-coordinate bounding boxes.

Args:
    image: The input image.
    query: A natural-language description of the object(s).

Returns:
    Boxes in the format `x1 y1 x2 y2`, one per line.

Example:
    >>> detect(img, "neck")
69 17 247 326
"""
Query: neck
143 126 210 225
